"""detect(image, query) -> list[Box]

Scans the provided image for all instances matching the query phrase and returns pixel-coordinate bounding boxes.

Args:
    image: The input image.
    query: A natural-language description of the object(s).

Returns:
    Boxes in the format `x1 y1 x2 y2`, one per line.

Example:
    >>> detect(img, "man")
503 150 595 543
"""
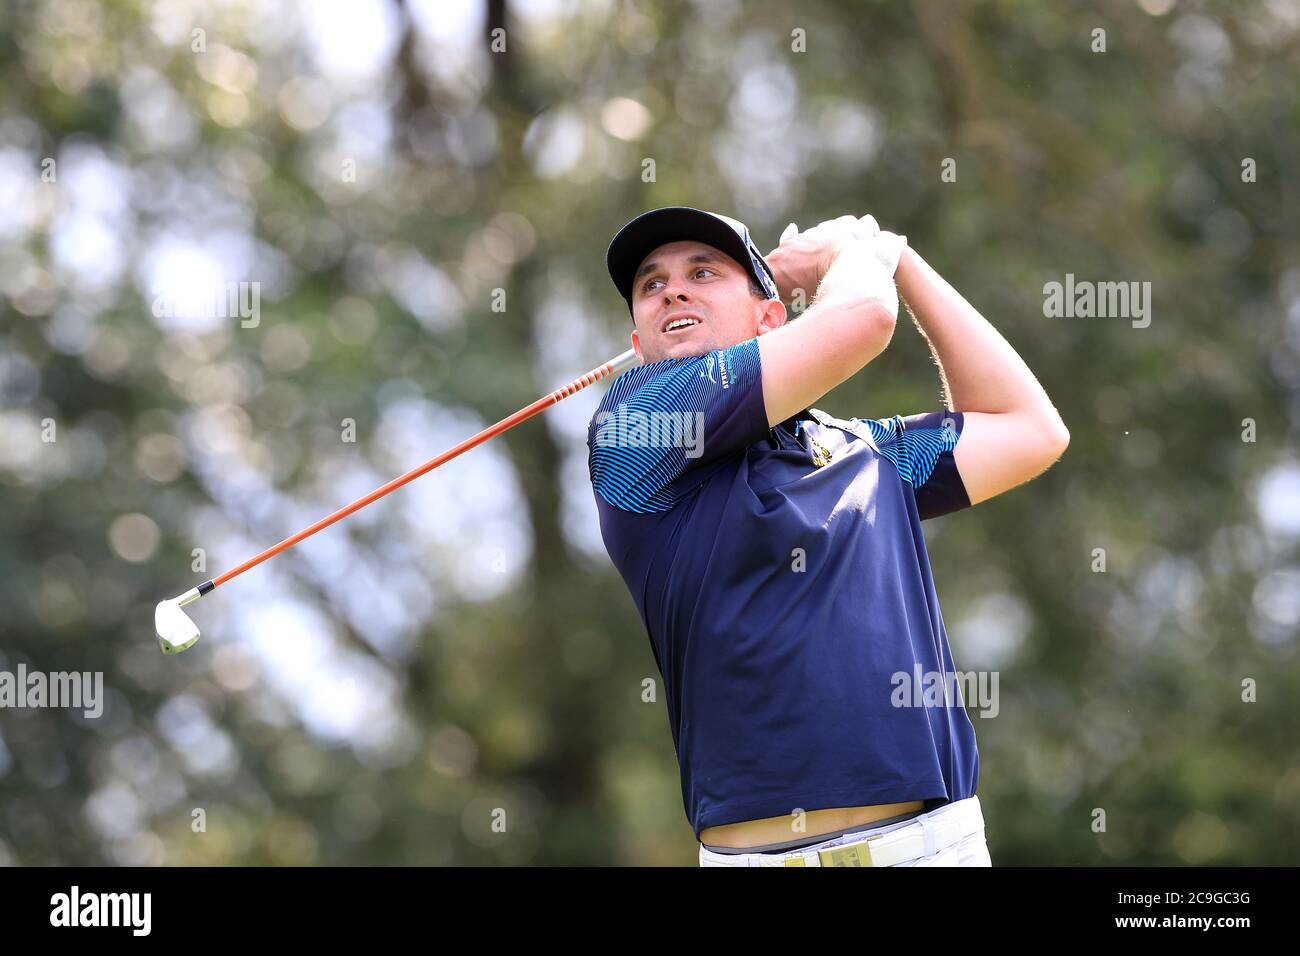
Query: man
587 206 1069 866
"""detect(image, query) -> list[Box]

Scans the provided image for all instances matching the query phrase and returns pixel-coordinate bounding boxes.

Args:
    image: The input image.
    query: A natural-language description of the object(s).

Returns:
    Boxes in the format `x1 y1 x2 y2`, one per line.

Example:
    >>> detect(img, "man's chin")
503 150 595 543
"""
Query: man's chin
652 338 713 362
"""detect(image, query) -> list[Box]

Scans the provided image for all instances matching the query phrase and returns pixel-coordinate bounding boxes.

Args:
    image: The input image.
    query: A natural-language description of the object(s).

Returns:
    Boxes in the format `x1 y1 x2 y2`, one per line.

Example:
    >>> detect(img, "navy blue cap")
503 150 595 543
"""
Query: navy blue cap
606 206 779 316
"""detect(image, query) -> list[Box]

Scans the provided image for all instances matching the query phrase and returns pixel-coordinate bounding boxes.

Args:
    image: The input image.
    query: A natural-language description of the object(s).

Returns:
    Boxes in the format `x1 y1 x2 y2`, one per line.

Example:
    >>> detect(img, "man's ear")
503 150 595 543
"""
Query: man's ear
756 297 788 335
631 327 643 362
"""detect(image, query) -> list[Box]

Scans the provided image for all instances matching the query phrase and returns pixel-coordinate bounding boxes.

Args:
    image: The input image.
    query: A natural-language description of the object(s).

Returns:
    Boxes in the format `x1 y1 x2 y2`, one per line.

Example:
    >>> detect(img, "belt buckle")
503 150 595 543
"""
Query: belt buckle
815 836 879 867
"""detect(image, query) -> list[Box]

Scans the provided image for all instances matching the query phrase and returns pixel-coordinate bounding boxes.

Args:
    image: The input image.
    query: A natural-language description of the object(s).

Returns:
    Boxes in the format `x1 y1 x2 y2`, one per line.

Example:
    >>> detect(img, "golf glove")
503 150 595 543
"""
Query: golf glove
780 215 907 277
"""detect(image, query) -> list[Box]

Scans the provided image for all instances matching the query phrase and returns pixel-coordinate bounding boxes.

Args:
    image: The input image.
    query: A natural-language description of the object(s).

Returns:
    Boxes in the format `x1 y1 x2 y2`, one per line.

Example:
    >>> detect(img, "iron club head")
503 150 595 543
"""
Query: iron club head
156 589 202 654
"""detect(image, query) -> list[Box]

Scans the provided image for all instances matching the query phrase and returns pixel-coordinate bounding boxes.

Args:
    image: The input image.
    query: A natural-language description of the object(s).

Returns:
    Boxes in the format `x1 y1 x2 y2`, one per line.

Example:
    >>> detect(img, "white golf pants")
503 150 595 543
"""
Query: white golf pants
698 795 992 867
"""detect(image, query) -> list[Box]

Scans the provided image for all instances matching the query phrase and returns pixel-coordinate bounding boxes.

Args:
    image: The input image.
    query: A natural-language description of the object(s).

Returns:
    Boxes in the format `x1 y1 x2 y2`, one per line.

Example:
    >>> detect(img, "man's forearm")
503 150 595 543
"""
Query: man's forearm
895 246 1064 427
804 240 900 382
759 242 897 428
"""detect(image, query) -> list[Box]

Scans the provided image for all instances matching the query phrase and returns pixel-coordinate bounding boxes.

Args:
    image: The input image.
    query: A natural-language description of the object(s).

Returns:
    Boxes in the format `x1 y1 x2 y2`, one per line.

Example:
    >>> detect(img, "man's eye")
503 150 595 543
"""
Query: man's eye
642 268 716 292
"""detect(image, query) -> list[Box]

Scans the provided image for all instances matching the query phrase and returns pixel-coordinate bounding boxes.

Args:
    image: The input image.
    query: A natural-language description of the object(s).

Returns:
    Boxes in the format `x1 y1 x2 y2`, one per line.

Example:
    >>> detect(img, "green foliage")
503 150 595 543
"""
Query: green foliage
0 0 1296 865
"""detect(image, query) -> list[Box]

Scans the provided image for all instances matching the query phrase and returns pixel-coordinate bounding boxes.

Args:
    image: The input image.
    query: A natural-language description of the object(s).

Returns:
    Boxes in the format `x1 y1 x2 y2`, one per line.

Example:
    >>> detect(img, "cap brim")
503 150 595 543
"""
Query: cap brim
606 206 762 309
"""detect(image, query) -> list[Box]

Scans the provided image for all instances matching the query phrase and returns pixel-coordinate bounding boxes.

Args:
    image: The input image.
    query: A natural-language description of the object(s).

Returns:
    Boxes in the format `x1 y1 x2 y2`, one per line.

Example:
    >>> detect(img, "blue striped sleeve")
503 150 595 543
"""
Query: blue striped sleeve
587 338 768 513
859 410 970 520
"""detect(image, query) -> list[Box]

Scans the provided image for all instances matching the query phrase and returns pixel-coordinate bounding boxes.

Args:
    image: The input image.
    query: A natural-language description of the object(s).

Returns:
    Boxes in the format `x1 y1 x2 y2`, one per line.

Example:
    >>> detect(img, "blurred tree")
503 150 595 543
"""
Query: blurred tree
0 0 1296 866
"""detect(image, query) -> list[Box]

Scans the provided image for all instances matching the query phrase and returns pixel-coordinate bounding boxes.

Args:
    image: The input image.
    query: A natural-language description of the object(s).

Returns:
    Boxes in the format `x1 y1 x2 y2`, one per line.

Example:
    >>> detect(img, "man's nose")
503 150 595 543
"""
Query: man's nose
660 280 693 303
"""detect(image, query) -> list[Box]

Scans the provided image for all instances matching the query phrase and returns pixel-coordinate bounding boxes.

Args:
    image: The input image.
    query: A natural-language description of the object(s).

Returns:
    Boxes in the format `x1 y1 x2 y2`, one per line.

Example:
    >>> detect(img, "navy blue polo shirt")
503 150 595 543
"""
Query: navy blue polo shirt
586 336 979 840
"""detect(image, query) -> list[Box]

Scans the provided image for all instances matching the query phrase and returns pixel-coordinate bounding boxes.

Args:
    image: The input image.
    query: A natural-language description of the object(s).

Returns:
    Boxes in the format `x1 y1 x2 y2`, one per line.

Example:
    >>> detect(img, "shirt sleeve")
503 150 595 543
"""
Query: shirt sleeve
857 410 971 520
587 337 769 513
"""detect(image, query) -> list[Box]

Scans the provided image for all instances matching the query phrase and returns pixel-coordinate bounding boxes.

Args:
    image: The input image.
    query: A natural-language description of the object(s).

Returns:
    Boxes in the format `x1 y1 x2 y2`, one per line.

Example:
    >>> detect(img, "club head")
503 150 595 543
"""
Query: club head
156 599 200 655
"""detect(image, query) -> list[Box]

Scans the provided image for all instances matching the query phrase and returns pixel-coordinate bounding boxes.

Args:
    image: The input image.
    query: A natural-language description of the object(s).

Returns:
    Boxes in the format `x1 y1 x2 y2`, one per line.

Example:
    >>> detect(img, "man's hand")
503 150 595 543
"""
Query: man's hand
764 215 863 306
765 215 907 308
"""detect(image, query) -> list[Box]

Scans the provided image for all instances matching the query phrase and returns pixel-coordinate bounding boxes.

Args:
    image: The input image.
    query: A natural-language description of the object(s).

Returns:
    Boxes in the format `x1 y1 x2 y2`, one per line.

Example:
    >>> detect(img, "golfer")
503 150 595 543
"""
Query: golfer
587 206 1068 866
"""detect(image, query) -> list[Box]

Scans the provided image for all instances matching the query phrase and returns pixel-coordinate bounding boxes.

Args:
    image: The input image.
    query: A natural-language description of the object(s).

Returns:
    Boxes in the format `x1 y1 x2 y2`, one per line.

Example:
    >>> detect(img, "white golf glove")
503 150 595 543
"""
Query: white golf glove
779 214 907 277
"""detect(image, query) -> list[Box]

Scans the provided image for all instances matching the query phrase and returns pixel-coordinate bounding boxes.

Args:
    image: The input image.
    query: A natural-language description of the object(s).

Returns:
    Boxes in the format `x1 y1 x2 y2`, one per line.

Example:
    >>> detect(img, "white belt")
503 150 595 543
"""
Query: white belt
701 796 985 867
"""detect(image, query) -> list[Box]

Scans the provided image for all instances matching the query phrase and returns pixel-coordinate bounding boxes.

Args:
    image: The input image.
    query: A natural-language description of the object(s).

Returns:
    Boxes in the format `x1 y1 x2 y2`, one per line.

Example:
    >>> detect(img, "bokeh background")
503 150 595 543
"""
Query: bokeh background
1 0 1297 865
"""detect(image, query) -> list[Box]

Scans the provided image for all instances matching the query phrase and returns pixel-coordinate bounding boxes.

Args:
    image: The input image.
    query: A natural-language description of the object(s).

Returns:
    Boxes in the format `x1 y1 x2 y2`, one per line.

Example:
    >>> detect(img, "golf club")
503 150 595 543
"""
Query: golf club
155 347 641 654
